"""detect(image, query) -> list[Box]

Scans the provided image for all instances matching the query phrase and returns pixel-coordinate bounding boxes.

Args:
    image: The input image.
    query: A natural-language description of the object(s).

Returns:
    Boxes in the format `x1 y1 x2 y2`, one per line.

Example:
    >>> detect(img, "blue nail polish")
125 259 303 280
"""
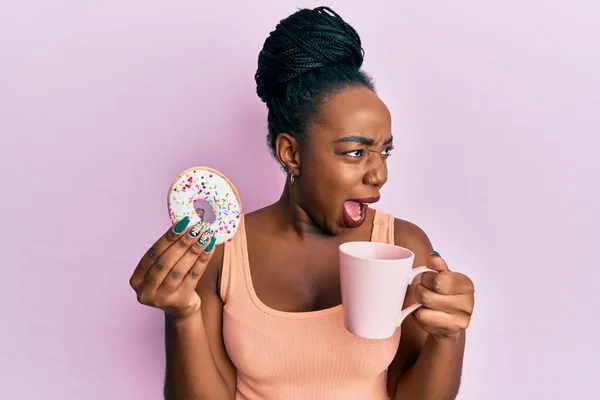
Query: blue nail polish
429 250 441 257
204 236 217 253
173 216 190 234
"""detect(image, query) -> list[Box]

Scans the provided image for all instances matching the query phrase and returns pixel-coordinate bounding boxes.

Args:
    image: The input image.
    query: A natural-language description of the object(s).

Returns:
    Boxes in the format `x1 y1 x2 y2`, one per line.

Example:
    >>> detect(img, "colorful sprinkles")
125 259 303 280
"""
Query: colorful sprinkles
167 167 242 245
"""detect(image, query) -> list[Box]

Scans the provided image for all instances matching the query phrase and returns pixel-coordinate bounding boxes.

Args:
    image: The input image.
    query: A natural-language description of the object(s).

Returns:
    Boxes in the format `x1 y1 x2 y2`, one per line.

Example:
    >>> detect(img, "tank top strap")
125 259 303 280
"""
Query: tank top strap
370 209 396 245
220 214 247 303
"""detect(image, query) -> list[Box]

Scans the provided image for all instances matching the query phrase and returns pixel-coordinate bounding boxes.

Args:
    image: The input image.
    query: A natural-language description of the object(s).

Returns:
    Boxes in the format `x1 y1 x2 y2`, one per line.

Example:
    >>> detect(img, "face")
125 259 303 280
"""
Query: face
280 86 393 234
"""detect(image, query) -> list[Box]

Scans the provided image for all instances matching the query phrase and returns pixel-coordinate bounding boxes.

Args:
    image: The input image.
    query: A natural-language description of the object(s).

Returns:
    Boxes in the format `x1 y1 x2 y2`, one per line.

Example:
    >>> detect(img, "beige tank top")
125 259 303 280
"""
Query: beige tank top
220 209 400 399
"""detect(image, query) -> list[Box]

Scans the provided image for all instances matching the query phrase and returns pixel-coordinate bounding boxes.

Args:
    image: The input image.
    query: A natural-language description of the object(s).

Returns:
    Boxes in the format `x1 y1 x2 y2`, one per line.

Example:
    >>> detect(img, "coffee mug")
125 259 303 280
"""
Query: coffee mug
339 241 437 340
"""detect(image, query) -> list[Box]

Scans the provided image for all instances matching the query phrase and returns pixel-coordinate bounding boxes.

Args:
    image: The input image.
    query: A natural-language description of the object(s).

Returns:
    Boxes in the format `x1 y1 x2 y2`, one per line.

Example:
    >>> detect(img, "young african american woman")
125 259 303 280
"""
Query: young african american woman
130 6 475 400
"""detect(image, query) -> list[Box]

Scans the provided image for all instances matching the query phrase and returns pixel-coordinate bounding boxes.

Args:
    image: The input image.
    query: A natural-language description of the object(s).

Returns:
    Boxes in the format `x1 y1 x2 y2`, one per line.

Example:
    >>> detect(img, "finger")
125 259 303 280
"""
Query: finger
413 307 471 332
427 250 449 272
159 227 214 292
129 216 192 288
414 283 474 314
421 271 474 295
179 234 218 291
141 221 206 292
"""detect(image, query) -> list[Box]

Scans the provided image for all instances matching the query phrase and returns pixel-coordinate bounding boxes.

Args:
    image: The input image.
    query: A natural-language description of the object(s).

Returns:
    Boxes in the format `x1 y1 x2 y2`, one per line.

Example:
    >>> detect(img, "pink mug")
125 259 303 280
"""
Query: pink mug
338 241 437 340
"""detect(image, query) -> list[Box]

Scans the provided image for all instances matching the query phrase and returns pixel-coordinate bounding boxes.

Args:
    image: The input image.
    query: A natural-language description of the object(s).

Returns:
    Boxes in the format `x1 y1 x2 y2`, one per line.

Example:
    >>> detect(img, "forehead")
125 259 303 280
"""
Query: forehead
310 86 392 141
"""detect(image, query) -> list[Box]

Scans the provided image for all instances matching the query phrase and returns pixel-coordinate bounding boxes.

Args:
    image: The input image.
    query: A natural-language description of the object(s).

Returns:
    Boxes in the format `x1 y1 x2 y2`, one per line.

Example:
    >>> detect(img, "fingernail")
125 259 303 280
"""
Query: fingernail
429 250 442 257
204 236 217 253
188 221 205 237
197 228 213 246
173 216 190 234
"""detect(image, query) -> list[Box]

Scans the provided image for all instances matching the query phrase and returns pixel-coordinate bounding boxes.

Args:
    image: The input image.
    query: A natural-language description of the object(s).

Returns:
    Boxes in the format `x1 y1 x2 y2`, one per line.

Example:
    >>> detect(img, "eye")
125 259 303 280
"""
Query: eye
381 146 394 158
345 149 364 158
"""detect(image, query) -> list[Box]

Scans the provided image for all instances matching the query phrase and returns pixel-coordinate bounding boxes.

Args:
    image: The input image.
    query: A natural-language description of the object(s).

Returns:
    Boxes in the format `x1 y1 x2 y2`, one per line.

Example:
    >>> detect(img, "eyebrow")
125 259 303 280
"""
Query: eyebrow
335 135 394 146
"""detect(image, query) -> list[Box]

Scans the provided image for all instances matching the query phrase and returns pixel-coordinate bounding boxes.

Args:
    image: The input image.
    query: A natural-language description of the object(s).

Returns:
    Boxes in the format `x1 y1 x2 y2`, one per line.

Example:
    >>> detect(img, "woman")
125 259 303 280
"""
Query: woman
130 6 475 400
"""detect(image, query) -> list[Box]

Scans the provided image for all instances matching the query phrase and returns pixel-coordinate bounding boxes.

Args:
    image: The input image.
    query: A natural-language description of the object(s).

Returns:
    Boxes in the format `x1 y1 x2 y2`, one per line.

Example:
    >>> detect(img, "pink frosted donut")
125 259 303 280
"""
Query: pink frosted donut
167 166 242 244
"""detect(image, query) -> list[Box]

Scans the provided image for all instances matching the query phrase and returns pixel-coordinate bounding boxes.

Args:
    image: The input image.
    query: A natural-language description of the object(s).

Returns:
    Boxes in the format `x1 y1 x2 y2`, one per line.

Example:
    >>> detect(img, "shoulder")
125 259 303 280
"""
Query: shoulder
393 217 433 263
242 206 274 230
196 206 270 300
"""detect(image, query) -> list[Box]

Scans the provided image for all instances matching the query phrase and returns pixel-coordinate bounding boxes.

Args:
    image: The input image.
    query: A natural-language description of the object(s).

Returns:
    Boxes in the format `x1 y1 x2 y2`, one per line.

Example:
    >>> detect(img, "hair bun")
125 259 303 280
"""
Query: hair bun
255 6 365 103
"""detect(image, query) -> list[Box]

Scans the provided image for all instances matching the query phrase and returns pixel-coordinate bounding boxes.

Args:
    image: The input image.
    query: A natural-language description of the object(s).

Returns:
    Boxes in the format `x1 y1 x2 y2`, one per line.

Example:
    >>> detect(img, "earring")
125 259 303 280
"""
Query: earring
289 173 295 185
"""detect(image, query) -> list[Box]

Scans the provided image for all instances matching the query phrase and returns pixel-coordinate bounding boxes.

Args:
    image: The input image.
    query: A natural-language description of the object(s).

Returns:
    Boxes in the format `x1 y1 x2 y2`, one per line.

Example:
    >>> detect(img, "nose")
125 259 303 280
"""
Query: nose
363 154 387 188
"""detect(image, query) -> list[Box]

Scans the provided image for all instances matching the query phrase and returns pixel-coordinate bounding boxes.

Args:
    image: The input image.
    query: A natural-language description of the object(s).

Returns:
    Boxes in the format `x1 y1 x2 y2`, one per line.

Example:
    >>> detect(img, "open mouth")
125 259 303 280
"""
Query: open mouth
342 196 380 228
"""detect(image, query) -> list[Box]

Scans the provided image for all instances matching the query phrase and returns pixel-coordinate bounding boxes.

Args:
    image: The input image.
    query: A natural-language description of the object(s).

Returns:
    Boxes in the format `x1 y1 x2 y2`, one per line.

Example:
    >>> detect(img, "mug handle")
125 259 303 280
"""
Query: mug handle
396 266 438 327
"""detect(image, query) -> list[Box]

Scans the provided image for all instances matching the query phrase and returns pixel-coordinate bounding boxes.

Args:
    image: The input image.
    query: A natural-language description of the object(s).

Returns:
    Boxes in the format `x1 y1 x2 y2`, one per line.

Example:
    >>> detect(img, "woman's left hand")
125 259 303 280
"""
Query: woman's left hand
413 251 475 340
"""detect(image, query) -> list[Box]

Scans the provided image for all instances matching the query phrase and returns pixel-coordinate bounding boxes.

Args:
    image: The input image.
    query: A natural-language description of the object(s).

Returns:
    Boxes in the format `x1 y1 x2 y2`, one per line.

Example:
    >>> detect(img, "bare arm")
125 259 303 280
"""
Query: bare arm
387 219 471 400
164 244 237 400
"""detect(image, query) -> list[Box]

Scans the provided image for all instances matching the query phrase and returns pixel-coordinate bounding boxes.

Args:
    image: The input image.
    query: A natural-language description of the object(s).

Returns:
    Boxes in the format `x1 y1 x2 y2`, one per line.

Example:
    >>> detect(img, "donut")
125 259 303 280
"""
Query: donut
167 166 242 245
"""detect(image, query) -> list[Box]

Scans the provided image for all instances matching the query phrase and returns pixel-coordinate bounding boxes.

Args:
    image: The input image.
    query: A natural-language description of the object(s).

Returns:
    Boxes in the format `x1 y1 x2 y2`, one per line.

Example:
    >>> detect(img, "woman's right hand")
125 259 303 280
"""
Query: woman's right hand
129 216 216 321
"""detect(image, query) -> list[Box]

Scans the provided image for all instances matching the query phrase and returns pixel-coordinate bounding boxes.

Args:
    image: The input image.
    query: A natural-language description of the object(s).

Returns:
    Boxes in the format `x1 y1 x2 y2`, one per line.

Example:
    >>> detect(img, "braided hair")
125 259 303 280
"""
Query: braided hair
255 6 375 157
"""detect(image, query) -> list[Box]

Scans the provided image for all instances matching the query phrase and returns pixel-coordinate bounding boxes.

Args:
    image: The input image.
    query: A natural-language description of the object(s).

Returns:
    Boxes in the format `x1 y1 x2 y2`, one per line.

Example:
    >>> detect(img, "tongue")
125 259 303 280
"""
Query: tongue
344 201 362 220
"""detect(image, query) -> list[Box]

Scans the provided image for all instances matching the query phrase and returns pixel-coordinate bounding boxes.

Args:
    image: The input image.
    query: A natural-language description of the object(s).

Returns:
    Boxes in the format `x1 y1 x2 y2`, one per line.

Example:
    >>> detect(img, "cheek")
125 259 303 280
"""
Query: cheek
300 151 364 202
312 166 363 207
299 167 339 205
309 158 354 185
333 162 366 186
302 152 339 184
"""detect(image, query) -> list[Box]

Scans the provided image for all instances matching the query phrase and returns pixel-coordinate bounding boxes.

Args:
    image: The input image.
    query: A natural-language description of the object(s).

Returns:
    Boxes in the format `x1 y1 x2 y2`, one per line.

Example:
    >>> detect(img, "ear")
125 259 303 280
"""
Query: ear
275 133 301 174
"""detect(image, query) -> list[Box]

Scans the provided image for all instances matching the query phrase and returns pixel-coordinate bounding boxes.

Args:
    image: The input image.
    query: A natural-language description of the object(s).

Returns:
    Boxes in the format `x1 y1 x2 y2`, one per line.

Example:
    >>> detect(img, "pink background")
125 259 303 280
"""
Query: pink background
1 1 599 399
